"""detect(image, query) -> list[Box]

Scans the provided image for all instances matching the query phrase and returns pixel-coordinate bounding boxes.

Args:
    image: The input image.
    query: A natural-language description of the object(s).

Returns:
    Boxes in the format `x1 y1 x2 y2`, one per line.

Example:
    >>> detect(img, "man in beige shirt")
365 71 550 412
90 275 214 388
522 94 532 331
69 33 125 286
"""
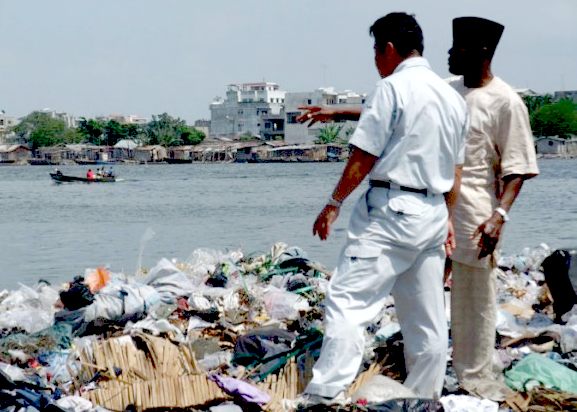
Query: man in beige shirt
447 16 539 398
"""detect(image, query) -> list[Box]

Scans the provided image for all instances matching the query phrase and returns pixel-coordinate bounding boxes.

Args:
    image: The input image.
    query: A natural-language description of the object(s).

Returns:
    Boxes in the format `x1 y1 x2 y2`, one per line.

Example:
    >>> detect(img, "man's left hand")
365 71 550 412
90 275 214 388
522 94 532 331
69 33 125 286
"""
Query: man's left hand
313 205 340 241
473 213 505 259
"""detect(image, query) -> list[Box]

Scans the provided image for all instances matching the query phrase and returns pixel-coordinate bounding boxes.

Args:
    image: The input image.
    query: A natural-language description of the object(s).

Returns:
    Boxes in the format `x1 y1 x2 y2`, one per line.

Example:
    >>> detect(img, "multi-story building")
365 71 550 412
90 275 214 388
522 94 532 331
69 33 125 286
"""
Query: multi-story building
554 90 577 103
0 112 18 143
284 87 365 144
96 114 148 125
41 109 77 128
193 119 210 137
210 82 286 140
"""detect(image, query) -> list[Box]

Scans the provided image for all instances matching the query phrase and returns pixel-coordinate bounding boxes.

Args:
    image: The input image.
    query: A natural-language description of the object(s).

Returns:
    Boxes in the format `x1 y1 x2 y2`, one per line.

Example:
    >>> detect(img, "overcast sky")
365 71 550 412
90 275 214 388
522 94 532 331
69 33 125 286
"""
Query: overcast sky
0 0 575 123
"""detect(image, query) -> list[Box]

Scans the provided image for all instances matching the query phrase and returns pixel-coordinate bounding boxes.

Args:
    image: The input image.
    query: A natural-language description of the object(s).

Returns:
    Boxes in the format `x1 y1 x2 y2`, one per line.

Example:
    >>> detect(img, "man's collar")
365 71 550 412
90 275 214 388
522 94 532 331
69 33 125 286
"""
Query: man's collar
393 56 430 74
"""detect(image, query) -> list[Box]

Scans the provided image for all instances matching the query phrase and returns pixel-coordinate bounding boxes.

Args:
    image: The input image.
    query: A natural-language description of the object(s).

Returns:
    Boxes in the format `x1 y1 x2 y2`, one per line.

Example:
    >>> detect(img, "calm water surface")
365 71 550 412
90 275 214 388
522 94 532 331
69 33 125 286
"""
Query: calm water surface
0 160 576 289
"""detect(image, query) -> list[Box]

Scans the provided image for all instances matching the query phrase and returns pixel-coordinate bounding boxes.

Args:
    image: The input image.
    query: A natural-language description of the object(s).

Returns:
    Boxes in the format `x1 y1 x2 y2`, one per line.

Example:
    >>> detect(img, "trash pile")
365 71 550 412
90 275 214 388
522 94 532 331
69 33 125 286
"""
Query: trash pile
1 242 577 411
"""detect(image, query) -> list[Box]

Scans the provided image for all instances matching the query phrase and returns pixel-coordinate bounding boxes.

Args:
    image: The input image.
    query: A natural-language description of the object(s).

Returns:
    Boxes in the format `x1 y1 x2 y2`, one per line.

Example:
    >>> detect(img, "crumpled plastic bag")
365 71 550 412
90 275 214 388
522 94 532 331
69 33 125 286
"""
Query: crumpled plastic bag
144 258 196 302
262 286 310 320
55 395 95 412
439 394 498 412
84 267 110 293
209 374 271 405
124 317 184 340
505 353 577 393
0 283 59 333
84 281 160 322
351 374 415 403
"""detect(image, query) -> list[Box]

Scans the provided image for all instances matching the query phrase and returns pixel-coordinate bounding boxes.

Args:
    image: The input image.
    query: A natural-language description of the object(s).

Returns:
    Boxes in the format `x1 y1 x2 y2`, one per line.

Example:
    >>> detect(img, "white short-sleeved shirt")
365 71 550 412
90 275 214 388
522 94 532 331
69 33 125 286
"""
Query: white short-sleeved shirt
448 76 539 267
349 57 469 194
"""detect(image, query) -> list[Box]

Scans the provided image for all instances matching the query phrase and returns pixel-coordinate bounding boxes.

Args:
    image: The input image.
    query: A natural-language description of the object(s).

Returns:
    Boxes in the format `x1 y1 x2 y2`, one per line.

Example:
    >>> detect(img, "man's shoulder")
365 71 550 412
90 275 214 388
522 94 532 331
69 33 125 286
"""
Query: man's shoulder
489 77 527 107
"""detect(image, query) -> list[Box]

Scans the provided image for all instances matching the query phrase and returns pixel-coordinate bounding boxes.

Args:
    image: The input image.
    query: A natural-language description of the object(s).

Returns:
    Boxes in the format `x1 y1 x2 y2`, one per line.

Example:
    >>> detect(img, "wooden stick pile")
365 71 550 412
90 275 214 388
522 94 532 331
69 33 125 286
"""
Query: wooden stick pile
84 375 228 411
77 334 231 410
76 333 384 411
259 358 299 411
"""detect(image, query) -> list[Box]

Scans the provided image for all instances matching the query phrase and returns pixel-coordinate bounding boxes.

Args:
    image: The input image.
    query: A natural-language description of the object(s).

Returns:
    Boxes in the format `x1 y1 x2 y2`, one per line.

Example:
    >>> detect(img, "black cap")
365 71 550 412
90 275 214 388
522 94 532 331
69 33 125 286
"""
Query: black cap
452 17 504 52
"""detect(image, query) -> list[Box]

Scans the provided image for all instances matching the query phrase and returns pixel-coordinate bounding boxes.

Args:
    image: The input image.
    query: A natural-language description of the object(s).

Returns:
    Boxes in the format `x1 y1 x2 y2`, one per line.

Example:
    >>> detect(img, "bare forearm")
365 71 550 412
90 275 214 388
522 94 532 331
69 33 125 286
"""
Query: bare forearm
331 147 377 203
333 107 362 122
498 175 525 212
444 166 462 218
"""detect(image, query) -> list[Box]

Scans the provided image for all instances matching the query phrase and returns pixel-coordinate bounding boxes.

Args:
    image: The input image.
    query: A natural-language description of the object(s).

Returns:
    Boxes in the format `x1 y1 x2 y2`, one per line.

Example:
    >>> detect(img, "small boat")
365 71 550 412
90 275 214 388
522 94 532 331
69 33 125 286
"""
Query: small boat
50 172 116 183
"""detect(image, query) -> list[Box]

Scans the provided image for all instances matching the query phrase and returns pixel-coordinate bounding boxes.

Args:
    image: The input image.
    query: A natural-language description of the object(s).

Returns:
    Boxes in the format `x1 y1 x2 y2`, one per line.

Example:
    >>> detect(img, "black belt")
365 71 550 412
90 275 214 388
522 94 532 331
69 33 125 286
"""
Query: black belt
369 180 428 196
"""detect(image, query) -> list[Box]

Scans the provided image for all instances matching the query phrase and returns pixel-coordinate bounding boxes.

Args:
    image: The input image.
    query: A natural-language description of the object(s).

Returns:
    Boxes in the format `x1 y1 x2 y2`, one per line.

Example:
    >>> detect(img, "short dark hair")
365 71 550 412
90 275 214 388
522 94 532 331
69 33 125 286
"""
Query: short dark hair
369 12 424 57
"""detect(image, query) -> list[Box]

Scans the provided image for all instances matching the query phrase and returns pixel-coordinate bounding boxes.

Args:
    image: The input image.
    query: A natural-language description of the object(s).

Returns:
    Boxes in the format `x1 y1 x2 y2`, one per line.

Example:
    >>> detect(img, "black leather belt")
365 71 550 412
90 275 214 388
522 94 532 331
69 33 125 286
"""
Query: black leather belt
369 180 428 196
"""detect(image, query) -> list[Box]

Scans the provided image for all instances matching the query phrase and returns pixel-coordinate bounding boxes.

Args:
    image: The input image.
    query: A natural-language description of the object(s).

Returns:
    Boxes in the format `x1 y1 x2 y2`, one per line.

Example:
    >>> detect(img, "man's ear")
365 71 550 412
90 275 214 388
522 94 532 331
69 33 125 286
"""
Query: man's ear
385 41 396 56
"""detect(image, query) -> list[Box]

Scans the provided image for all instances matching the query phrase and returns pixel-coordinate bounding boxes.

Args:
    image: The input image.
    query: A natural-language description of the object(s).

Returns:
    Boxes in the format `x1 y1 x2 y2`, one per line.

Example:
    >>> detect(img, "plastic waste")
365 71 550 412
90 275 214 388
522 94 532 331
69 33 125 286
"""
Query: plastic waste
60 276 94 310
84 267 110 293
505 353 577 393
0 283 59 334
198 351 232 371
351 374 415 403
439 394 498 412
262 286 310 320
144 258 196 302
55 395 95 412
209 403 243 412
83 282 160 322
209 374 271 405
124 317 184 340
0 362 26 381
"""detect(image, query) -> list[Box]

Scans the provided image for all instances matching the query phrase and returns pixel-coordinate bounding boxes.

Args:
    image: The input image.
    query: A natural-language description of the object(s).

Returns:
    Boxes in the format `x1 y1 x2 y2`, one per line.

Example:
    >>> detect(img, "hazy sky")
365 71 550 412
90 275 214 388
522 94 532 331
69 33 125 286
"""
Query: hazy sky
0 0 575 123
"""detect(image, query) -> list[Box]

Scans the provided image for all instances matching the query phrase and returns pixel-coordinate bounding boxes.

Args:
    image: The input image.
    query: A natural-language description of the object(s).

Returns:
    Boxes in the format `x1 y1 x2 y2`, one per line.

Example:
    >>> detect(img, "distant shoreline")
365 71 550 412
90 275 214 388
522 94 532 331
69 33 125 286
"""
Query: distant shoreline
1 154 575 166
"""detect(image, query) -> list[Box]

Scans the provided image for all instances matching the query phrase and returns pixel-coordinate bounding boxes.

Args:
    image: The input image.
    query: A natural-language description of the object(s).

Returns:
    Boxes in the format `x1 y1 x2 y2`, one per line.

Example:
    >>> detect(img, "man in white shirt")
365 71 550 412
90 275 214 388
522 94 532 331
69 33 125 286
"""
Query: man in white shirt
298 12 469 405
446 17 539 398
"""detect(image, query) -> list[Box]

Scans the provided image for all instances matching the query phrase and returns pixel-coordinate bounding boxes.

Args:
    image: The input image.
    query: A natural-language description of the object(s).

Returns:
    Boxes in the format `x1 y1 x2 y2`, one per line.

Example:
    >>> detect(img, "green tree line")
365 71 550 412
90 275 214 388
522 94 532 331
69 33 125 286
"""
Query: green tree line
523 95 577 138
12 112 205 150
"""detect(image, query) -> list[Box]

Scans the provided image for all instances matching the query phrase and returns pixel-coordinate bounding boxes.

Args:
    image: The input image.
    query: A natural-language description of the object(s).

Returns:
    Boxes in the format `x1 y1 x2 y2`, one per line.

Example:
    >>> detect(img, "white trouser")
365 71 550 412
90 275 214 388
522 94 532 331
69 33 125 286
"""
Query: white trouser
450 261 497 386
305 187 449 399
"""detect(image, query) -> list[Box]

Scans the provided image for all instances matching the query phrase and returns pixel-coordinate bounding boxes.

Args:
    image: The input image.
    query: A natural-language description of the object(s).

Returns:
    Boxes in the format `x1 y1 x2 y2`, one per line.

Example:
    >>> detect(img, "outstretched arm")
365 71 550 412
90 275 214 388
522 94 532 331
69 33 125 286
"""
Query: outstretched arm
297 105 362 127
313 146 377 240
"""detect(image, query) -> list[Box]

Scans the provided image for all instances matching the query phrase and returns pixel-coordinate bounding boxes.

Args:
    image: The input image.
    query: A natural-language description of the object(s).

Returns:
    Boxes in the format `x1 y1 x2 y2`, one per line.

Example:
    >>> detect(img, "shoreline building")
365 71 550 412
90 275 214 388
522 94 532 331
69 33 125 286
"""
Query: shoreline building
0 112 18 144
210 82 286 140
40 109 78 128
554 90 577 103
284 87 365 145
96 114 148 125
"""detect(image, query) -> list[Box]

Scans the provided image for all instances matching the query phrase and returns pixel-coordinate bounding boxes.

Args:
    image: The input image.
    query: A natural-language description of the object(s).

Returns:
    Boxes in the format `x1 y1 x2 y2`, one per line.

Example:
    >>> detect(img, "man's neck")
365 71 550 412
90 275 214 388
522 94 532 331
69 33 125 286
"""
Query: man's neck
463 63 493 88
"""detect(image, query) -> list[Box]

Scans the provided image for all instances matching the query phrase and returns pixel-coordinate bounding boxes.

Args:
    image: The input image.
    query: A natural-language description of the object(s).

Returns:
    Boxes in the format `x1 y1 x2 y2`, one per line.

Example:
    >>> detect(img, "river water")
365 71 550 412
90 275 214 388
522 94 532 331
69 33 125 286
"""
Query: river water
0 159 576 290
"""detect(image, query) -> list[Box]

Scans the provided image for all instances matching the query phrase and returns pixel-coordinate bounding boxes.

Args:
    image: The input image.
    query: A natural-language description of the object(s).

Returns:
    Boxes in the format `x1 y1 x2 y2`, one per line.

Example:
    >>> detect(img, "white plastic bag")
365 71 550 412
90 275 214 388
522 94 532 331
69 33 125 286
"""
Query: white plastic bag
351 374 415 403
263 287 310 321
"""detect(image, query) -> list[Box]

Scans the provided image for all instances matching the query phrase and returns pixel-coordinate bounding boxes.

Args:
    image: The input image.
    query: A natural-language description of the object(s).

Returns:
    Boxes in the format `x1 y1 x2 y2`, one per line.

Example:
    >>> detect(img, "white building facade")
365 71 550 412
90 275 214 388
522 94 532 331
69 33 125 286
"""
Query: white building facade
210 82 286 139
535 136 577 157
0 112 18 143
284 88 365 145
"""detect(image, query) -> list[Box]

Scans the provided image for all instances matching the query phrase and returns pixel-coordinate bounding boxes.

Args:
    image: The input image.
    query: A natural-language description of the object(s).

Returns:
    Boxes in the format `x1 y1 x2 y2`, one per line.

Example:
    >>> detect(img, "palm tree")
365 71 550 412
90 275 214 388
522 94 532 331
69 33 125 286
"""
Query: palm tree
315 124 344 144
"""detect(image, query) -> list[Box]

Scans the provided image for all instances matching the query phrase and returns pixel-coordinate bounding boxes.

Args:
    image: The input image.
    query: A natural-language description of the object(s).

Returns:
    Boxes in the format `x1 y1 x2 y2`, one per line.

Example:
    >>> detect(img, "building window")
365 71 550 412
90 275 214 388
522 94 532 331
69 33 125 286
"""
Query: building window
548 141 554 146
287 112 300 124
307 99 312 105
